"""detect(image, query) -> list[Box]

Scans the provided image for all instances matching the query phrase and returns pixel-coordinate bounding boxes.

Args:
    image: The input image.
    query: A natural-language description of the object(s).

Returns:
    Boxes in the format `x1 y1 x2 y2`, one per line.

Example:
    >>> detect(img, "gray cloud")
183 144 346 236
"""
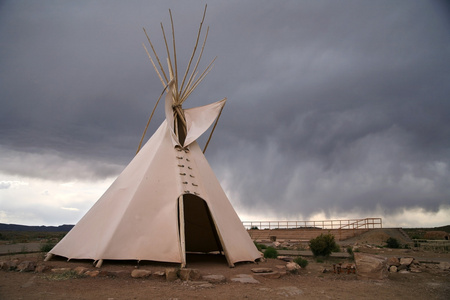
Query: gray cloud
1 0 449 223
0 182 11 189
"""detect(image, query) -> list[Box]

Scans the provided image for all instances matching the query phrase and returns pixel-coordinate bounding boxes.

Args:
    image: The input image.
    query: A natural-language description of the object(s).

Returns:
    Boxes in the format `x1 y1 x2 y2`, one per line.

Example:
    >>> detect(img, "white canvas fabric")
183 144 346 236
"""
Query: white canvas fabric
49 86 260 266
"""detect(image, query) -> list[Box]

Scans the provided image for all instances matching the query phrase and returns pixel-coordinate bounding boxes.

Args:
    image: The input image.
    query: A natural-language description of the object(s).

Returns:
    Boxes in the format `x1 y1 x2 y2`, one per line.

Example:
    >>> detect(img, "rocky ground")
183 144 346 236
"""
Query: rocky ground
1 242 449 300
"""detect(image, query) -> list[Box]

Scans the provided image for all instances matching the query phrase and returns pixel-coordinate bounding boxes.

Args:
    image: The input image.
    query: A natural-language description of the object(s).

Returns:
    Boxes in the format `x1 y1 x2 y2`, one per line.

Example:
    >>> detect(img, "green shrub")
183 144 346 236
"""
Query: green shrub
332 243 341 252
263 247 278 259
386 237 400 249
309 233 338 257
346 246 354 260
293 256 308 268
254 242 267 251
40 242 55 253
250 226 259 230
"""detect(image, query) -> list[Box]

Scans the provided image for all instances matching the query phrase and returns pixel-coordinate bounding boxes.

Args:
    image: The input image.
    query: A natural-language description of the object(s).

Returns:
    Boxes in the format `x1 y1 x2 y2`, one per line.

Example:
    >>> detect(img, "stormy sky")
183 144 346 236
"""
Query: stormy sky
1 0 449 227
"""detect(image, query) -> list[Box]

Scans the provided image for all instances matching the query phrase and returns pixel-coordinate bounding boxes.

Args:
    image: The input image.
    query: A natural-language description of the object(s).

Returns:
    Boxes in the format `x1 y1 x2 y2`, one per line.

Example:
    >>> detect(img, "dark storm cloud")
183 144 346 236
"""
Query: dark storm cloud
1 1 449 221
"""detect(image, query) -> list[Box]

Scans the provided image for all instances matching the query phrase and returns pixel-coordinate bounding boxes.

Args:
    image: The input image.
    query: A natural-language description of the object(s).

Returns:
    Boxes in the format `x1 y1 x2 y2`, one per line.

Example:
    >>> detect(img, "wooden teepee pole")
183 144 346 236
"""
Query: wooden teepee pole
203 98 226 153
179 5 208 94
136 84 169 154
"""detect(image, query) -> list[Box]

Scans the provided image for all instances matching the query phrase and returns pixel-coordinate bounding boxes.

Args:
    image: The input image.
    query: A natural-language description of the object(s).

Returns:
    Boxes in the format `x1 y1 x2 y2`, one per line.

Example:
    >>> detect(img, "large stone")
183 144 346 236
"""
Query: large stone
278 256 293 262
399 257 414 267
5 259 19 271
230 274 260 284
438 262 450 270
202 274 226 283
387 257 400 267
0 261 8 270
165 268 179 281
178 268 201 281
131 269 152 278
35 264 50 273
286 262 301 273
389 266 398 273
17 261 36 272
354 253 388 280
251 267 273 273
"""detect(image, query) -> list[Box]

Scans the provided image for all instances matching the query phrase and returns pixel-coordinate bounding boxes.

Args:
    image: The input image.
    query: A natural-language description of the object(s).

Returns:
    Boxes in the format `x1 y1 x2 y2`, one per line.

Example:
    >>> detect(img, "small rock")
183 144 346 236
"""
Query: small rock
397 264 407 271
165 268 179 281
399 257 414 266
278 256 293 262
179 268 201 281
51 268 71 274
11 259 20 268
152 271 166 279
251 267 273 273
438 262 450 270
389 266 398 273
387 257 400 267
0 261 8 270
5 260 18 271
74 267 89 275
85 270 100 277
131 269 152 278
17 261 36 272
286 262 301 273
35 264 50 273
202 274 226 283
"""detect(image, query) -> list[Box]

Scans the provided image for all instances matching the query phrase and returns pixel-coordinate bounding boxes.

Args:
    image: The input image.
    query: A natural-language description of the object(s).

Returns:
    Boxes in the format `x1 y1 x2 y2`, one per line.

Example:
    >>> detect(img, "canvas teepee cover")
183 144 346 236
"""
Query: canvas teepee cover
47 8 260 267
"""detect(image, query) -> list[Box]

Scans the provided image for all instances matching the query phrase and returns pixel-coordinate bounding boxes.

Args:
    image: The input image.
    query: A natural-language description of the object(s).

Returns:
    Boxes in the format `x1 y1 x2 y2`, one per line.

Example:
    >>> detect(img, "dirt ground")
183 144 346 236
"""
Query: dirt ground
1 245 449 300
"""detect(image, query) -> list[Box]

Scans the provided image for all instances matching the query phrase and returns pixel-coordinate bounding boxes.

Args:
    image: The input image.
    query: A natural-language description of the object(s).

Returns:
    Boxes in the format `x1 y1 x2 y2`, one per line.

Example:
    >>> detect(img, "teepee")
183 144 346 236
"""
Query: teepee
46 7 260 268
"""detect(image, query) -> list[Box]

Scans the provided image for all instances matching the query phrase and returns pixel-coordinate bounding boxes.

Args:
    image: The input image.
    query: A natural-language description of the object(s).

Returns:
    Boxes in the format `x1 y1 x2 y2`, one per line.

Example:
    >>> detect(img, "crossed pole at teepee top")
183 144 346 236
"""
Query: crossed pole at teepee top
136 5 224 155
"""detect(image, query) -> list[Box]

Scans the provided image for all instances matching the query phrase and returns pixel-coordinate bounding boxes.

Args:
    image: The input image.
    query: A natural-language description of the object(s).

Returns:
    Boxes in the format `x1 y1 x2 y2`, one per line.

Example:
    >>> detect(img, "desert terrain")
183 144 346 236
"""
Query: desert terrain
1 230 449 300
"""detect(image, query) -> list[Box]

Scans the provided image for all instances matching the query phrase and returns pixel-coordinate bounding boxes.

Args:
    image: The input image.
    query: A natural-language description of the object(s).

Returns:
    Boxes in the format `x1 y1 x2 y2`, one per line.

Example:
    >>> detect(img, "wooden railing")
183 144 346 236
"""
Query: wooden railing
242 218 382 230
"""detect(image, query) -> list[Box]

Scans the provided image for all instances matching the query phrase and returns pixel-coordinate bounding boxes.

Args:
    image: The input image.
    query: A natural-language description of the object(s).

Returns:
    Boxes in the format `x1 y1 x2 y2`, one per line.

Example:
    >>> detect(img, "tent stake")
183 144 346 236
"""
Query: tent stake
95 259 103 268
44 253 53 261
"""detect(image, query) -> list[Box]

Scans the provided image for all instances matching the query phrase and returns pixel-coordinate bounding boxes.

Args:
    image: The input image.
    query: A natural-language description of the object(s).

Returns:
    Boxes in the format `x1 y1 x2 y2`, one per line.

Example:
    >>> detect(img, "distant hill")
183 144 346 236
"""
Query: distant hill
0 223 74 232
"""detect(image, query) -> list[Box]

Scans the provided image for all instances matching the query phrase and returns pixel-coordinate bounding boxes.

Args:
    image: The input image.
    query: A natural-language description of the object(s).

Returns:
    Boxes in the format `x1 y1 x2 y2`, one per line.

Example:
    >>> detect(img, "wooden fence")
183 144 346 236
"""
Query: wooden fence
242 218 382 230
